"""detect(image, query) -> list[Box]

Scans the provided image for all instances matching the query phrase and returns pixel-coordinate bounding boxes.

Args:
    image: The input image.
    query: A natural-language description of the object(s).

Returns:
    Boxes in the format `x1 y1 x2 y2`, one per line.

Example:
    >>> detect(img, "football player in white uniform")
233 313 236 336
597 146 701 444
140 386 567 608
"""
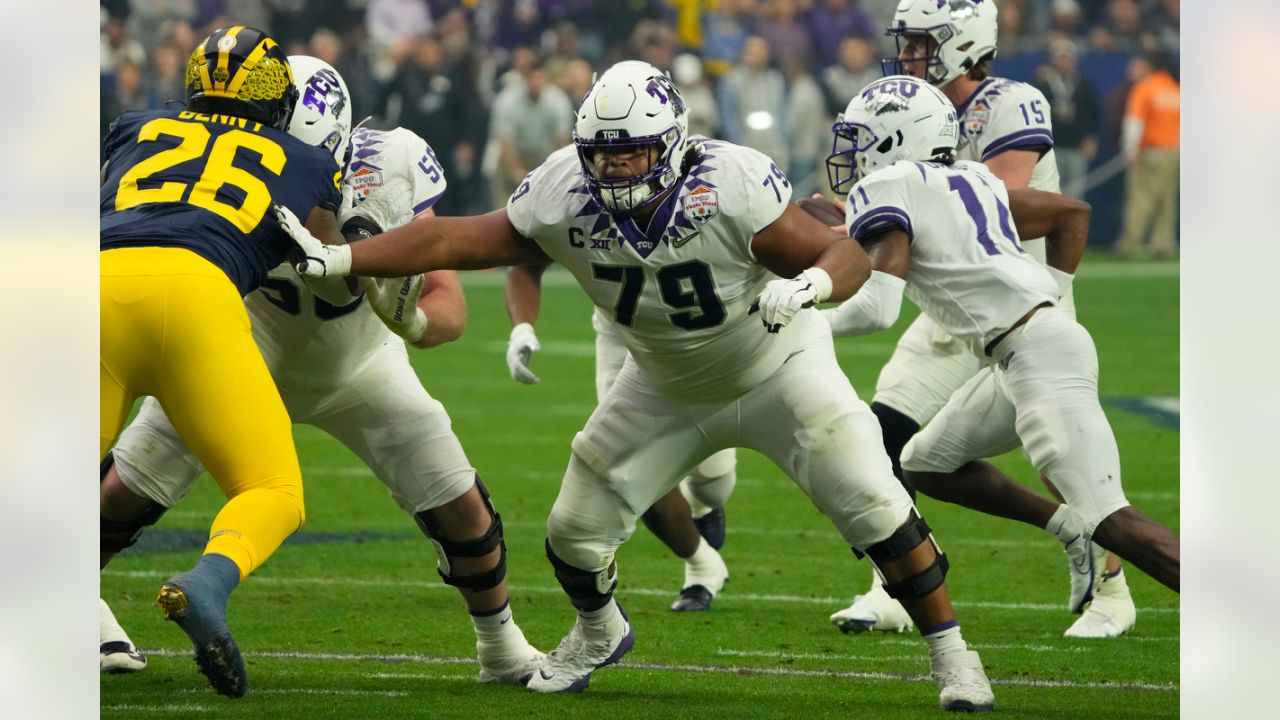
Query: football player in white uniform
98 57 544 687
822 75 1179 626
505 257 733 612
829 0 1136 639
282 60 995 712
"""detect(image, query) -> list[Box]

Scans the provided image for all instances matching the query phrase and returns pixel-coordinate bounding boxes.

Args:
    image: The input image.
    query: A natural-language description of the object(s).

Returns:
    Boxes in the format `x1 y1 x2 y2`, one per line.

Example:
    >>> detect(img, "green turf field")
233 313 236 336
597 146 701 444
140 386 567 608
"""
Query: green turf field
101 255 1179 718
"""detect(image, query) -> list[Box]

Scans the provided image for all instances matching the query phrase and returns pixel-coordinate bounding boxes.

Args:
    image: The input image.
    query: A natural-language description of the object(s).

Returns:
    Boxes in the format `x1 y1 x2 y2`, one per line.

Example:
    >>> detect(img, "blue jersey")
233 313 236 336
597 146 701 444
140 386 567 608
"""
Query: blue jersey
100 109 341 296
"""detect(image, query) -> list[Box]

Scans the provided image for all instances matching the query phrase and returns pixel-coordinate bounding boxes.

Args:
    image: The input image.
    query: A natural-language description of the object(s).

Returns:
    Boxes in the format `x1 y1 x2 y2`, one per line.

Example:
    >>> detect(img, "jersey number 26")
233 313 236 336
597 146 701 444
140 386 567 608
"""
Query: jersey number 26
115 117 286 233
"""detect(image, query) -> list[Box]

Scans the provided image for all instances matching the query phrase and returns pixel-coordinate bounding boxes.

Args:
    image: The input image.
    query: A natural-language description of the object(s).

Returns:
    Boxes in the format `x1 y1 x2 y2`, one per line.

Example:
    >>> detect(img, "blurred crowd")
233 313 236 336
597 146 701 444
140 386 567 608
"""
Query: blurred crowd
101 0 1180 251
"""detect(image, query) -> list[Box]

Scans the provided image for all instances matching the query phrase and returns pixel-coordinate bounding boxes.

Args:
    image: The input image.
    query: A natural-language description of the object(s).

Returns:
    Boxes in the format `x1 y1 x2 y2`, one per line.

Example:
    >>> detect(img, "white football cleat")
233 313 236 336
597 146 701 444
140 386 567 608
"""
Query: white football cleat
1064 568 1137 639
830 579 913 634
1063 535 1107 613
478 641 546 685
526 602 635 693
99 598 147 674
931 649 994 712
100 641 148 674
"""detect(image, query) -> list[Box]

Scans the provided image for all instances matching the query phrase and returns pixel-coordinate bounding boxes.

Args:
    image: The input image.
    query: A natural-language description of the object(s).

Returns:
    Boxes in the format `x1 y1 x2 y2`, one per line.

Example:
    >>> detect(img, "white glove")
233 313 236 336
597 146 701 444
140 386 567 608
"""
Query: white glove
506 322 541 384
274 204 352 278
754 267 833 334
339 178 414 232
361 274 427 342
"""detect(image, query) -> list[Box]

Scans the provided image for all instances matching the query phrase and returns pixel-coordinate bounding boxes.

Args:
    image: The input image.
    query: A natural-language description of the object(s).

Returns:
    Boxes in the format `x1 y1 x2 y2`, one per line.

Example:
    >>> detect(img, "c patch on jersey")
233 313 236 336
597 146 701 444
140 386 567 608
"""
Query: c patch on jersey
349 166 384 198
964 100 991 137
683 186 720 224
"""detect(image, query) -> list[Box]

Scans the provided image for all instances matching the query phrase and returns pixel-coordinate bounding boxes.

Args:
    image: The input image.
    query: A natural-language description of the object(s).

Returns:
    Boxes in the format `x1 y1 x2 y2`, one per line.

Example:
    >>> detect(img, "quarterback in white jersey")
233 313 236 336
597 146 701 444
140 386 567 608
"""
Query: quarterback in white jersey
99 57 544 686
829 0 1131 640
823 75 1179 620
282 60 995 711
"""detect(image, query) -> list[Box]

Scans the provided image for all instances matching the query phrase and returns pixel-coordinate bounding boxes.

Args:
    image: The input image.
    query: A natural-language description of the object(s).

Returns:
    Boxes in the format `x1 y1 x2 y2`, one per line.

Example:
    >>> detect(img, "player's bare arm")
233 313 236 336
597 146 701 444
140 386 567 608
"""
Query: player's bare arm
1007 188 1091 274
983 149 1039 189
505 262 550 327
413 270 466 349
751 203 871 302
503 262 549 385
285 207 551 278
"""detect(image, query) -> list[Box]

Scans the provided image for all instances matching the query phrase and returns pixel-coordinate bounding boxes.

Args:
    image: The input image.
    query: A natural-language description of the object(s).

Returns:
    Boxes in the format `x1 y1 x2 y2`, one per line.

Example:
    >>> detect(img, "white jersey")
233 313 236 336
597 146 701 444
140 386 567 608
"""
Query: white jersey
956 76 1060 263
845 160 1057 357
245 126 447 386
507 139 803 401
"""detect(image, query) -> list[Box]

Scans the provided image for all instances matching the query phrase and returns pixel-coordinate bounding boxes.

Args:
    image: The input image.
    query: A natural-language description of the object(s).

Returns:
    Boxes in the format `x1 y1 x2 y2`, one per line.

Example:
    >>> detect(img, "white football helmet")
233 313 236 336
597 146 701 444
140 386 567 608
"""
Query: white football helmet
573 60 689 212
882 0 998 87
826 76 958 192
286 55 353 165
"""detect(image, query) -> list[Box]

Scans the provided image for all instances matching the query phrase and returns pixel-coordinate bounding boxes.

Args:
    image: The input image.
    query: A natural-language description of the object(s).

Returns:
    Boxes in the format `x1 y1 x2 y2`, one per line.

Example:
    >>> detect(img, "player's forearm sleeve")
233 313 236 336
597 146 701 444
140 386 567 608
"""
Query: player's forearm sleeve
822 271 906 337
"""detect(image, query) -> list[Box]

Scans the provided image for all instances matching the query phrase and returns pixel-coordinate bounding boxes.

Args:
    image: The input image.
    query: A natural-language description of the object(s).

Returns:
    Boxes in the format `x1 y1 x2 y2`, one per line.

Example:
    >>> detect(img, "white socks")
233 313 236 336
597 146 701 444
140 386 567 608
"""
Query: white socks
683 538 728 594
923 623 968 660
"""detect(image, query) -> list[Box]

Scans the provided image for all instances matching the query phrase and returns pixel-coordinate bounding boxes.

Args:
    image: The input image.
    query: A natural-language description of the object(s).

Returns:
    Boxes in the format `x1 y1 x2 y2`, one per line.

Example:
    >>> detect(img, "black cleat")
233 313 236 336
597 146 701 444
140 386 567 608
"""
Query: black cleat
192 636 248 699
157 583 248 699
670 584 714 612
694 507 726 550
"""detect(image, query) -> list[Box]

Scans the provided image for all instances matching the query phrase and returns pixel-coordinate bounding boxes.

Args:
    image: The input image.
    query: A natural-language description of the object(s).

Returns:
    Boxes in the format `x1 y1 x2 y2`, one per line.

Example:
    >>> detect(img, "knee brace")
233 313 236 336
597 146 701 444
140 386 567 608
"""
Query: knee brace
413 475 507 592
682 464 736 511
100 452 170 553
853 513 949 601
545 539 616 608
870 401 921 490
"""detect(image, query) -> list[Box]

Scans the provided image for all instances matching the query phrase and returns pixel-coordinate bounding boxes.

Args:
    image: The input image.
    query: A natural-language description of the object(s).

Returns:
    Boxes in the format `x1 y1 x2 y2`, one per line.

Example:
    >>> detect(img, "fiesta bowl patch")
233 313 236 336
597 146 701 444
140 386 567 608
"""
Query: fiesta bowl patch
683 186 720 223
350 167 384 197
964 99 991 137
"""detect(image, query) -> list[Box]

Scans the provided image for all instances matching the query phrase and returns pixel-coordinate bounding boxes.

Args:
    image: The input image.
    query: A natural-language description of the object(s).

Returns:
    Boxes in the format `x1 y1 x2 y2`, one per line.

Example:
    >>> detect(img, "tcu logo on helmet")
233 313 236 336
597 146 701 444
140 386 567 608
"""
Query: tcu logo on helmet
860 78 920 104
645 76 686 116
302 68 347 117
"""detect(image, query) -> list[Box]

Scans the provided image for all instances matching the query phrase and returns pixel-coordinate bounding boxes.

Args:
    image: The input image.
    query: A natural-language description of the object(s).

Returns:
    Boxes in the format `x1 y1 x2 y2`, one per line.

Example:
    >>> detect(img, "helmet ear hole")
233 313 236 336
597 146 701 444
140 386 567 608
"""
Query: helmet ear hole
876 136 895 154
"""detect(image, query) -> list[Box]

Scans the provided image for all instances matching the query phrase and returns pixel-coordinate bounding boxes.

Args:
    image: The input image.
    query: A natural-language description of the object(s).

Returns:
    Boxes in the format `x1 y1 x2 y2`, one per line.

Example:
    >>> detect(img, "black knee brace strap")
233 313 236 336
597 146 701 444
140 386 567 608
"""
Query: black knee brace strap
852 514 949 600
545 539 616 602
883 552 949 600
414 476 508 591
101 503 169 553
853 514 932 562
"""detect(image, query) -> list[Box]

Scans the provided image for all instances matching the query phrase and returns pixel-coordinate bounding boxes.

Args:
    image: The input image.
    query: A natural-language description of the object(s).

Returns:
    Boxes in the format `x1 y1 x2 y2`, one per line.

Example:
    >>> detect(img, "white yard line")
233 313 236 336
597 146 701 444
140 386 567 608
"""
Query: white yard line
102 569 1178 614
140 648 1175 693
101 704 213 713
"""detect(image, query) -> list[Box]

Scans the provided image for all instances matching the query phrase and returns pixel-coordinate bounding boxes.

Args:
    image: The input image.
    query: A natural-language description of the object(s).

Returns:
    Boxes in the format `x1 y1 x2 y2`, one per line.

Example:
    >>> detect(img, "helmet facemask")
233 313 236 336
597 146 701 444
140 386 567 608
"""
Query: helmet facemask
826 118 882 193
575 126 683 213
882 29 953 85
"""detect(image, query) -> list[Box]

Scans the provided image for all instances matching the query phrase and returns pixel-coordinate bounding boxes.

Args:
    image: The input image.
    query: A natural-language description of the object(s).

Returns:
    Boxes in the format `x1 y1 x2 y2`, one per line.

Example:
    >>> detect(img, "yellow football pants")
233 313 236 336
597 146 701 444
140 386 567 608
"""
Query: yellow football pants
101 247 305 579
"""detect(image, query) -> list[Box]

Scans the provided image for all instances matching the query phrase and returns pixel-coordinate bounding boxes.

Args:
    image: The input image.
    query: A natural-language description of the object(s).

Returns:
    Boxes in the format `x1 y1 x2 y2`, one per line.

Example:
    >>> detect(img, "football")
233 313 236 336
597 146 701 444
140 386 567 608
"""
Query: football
795 195 846 227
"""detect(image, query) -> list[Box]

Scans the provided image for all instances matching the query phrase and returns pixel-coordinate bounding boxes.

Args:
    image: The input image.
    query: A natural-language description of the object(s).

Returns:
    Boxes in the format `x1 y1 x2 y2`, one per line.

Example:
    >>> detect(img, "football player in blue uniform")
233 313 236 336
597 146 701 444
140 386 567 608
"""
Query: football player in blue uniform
100 25 348 698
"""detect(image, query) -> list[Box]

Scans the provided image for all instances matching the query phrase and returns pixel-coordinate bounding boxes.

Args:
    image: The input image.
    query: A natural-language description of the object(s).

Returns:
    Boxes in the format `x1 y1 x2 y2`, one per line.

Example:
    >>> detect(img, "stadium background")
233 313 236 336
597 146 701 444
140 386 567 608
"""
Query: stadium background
100 0 1180 252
